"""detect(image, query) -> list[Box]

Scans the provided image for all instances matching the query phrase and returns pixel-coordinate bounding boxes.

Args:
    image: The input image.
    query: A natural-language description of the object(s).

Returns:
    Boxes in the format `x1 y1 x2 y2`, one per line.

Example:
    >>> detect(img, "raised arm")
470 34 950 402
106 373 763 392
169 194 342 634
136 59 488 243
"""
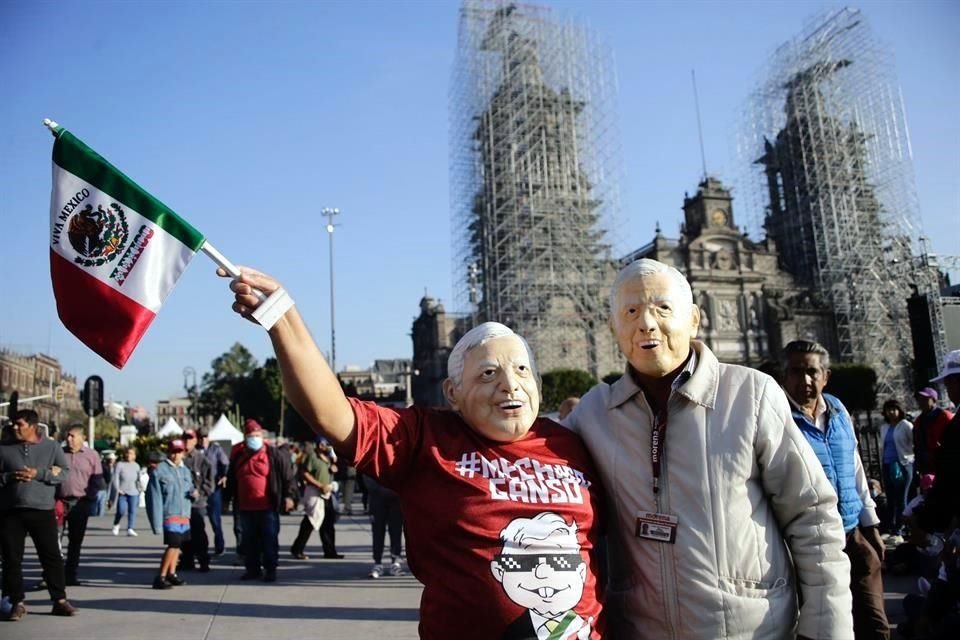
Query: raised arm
223 267 356 452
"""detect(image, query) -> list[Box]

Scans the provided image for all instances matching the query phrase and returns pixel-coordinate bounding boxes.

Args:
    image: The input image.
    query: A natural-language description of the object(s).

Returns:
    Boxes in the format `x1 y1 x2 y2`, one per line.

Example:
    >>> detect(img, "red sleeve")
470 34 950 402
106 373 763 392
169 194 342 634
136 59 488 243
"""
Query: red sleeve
931 411 954 448
348 398 422 489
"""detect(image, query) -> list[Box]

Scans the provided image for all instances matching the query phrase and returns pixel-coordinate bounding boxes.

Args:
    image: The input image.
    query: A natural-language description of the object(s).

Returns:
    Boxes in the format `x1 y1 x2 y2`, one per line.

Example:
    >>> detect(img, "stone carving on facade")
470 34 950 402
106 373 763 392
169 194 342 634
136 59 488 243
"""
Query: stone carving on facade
716 298 741 332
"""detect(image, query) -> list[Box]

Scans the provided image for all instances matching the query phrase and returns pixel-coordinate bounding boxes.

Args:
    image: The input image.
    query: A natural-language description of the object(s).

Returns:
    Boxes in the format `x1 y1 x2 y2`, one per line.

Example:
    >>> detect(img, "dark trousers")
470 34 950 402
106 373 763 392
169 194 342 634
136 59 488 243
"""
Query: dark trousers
207 488 225 554
63 497 92 580
319 497 339 557
0 509 67 604
238 510 279 573
290 516 315 557
370 491 403 564
845 526 890 640
180 506 210 569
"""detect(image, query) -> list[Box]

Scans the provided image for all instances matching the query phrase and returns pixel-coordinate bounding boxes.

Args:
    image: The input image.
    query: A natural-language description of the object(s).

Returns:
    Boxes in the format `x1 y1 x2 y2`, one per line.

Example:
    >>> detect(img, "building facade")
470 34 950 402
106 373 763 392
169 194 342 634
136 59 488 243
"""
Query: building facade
0 348 83 428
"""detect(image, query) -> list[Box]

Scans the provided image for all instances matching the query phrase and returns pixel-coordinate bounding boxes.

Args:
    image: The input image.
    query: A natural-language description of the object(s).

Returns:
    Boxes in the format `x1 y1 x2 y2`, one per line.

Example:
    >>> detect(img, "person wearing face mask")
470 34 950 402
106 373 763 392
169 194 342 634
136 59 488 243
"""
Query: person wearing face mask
221 267 605 639
225 419 295 583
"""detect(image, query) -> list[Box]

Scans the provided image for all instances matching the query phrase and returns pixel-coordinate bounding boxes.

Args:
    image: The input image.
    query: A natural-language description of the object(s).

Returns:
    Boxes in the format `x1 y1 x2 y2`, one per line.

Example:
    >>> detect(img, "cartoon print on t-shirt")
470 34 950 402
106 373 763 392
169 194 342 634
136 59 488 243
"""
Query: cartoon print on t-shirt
491 512 593 640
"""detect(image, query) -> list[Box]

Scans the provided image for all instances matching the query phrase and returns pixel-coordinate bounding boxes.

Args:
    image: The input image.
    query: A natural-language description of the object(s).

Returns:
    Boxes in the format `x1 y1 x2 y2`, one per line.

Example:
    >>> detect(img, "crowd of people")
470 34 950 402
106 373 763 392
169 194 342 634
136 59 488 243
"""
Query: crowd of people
0 412 406 617
3 256 960 638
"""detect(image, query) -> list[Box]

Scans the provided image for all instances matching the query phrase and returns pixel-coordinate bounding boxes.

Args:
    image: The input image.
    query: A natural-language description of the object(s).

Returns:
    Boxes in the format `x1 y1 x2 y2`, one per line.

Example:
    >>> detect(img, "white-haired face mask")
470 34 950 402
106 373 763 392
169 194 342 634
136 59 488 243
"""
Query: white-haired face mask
443 335 540 442
612 271 700 378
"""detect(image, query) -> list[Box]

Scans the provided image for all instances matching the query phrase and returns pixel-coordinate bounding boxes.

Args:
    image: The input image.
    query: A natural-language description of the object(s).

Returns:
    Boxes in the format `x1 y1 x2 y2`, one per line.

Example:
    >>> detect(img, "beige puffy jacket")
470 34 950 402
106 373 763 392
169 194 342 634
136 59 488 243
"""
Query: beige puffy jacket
565 342 853 639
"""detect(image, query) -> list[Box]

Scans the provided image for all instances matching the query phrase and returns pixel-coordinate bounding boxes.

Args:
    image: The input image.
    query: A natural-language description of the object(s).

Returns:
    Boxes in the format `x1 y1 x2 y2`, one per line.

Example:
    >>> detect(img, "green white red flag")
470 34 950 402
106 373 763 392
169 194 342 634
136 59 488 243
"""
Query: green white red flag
48 123 205 368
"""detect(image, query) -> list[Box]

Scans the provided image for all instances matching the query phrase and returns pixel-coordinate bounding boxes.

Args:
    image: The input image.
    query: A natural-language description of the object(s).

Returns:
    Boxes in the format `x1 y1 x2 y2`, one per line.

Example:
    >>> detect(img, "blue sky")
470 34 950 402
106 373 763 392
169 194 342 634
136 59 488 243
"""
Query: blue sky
2 0 957 413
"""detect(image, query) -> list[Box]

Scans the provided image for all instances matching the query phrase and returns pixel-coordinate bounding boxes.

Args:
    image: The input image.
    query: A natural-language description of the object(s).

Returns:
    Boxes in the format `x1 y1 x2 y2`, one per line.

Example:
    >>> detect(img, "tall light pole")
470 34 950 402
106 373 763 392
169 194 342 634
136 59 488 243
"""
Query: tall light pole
183 366 197 428
321 207 341 373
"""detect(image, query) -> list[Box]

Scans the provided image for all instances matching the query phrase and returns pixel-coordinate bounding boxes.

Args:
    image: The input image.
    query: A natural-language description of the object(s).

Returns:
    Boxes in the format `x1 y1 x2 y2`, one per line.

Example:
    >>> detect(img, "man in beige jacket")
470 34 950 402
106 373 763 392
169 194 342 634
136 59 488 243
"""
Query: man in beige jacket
563 258 854 639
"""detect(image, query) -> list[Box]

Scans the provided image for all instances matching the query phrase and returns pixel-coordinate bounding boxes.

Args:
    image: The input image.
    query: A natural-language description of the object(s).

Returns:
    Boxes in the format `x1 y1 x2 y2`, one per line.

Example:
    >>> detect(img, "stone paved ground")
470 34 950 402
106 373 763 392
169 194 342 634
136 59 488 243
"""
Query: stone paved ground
5 508 918 639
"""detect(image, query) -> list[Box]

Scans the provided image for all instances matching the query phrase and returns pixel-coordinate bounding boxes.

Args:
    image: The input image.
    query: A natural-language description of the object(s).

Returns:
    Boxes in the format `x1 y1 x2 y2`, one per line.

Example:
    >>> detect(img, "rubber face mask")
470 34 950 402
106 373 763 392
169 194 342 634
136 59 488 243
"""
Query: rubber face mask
245 436 264 451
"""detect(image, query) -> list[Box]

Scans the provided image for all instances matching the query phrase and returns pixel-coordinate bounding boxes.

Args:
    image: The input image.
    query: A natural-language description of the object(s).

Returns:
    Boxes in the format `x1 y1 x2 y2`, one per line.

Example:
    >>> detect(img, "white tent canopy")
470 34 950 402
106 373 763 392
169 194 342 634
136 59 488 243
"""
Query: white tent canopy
157 417 183 437
208 413 243 445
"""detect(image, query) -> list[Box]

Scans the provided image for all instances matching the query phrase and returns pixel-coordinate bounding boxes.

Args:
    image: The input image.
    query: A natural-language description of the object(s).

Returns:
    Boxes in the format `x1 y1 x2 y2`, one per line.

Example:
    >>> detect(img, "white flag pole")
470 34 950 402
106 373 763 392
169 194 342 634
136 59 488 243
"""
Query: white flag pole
200 241 266 302
201 241 293 329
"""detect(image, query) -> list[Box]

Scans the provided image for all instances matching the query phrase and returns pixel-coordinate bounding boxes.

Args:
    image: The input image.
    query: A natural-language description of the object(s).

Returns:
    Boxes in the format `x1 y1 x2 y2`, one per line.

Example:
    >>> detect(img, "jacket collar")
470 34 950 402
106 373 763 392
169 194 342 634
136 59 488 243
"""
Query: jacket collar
608 341 718 410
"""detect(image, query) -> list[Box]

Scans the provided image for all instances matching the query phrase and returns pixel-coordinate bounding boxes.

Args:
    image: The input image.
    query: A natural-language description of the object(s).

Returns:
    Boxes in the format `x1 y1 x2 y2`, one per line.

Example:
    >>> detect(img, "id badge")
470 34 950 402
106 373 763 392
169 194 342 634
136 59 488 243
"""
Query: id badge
635 511 678 544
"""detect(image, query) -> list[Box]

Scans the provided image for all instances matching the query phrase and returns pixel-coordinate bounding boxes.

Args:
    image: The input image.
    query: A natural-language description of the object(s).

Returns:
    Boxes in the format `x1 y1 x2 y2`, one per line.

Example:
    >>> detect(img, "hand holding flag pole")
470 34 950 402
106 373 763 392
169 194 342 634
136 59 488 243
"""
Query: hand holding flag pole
43 118 294 368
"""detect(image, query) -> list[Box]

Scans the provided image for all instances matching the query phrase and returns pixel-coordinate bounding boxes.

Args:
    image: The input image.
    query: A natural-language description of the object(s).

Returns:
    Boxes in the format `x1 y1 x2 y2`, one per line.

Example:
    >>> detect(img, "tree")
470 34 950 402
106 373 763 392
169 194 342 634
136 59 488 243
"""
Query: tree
245 357 283 433
198 343 259 417
540 369 598 412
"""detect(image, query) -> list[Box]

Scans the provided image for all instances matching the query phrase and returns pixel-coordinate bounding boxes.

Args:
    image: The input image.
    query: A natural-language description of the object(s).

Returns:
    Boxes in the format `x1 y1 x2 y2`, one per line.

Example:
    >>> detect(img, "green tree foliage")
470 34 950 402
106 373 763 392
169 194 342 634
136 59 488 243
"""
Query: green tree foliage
540 369 598 412
245 357 283 432
825 363 878 412
199 343 259 418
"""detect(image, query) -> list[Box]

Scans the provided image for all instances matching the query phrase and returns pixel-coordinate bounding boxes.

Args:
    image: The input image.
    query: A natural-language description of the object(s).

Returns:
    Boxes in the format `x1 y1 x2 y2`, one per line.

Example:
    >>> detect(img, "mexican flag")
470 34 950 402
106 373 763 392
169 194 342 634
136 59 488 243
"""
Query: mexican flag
48 123 205 368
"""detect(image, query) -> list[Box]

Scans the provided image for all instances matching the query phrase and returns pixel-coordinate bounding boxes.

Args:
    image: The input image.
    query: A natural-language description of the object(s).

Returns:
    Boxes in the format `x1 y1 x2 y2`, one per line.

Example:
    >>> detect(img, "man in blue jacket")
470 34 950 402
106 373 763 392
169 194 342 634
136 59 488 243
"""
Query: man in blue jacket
783 340 889 640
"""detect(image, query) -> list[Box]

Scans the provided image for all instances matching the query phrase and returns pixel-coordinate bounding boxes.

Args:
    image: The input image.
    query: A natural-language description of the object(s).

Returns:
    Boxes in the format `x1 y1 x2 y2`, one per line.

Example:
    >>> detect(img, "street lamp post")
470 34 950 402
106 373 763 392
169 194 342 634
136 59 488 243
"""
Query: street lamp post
321 207 341 373
183 366 198 429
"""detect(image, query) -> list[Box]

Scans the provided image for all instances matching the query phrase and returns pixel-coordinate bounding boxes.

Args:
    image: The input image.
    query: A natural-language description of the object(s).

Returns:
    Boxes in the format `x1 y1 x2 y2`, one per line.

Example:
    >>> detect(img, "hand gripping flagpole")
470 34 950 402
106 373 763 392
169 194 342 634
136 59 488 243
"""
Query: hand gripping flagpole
201 242 295 332
43 118 293 331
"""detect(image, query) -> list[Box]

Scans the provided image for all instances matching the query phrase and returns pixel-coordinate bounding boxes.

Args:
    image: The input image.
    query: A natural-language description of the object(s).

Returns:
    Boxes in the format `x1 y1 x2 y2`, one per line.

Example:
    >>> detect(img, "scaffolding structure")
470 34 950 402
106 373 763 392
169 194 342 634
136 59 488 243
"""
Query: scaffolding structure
450 0 623 377
737 8 942 399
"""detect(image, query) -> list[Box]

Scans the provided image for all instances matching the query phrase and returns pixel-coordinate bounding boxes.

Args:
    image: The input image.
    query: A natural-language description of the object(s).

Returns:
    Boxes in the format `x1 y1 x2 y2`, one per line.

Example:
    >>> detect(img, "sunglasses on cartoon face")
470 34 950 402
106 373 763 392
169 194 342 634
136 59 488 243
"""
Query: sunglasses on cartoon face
494 554 582 572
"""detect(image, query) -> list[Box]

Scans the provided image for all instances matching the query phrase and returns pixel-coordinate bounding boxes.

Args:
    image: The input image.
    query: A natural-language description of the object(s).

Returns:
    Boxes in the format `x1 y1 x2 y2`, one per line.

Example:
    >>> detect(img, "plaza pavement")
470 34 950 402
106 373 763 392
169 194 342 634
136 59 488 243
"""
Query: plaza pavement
6 507 918 639
8 509 422 639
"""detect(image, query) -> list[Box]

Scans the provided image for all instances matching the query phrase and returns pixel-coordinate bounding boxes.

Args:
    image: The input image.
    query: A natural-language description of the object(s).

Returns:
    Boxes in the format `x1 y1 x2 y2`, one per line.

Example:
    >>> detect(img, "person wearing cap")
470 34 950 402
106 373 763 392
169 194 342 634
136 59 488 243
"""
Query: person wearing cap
782 339 888 640
145 439 194 590
180 430 215 572
225 418 295 583
919 350 960 534
913 386 954 477
222 269 605 638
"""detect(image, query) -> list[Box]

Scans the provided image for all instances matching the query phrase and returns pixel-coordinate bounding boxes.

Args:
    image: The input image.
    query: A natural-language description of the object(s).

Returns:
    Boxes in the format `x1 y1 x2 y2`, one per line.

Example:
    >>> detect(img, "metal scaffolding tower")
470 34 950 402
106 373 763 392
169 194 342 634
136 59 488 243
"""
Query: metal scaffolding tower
450 0 622 377
737 8 940 399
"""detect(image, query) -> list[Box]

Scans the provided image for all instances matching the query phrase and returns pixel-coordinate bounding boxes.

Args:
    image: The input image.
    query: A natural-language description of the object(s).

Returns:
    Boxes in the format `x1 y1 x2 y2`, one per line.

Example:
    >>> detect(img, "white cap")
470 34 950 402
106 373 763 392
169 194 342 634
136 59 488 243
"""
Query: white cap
930 349 960 383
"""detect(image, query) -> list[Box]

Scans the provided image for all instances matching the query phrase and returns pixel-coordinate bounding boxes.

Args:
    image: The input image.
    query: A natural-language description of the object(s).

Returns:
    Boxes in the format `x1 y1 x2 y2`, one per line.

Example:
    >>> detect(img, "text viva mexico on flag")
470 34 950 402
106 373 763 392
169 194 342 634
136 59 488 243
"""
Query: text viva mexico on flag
49 125 205 368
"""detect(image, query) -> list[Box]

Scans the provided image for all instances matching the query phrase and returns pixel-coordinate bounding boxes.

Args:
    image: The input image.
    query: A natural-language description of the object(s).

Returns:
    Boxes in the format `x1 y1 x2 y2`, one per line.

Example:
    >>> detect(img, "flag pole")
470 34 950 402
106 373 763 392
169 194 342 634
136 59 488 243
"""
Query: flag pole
200 242 267 302
43 118 60 135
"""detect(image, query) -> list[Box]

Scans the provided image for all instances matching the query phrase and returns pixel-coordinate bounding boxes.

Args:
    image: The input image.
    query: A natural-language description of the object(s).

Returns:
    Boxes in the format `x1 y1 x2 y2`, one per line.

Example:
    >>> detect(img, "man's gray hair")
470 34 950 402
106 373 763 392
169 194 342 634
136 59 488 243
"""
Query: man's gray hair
447 322 538 387
610 259 694 313
782 339 832 370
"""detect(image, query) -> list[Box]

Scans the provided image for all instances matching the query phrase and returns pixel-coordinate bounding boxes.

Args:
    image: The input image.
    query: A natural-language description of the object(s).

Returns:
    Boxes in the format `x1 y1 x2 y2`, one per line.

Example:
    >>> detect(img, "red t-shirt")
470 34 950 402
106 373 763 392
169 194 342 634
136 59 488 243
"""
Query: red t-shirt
350 398 605 640
233 445 271 511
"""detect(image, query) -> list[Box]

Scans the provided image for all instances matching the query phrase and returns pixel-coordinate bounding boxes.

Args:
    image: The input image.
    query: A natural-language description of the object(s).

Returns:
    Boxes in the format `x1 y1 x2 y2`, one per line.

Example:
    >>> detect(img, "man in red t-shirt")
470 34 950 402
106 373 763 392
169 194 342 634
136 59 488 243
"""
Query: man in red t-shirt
223 267 605 639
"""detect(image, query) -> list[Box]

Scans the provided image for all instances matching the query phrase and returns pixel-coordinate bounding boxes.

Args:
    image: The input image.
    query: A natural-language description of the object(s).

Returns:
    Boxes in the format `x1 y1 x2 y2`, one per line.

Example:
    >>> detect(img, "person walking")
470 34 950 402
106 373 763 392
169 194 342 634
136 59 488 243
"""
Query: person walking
145 439 193 589
57 425 104 586
364 475 403 579
315 439 343 559
180 430 215 572
289 440 332 560
0 409 78 620
199 428 229 556
110 447 142 536
226 419 296 582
